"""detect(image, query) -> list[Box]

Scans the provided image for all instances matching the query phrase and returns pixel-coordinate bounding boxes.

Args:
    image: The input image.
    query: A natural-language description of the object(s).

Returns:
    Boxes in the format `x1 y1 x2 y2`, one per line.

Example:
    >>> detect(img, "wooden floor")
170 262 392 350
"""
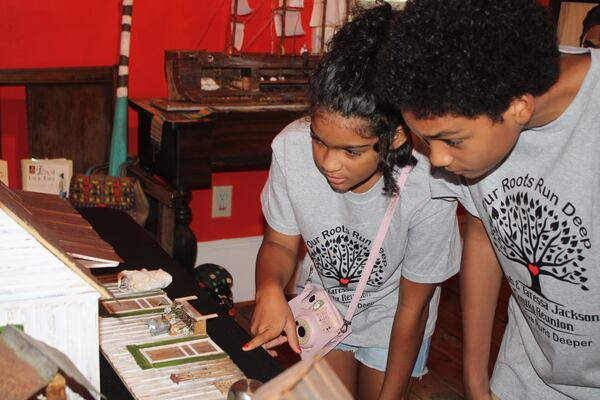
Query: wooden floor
234 275 511 399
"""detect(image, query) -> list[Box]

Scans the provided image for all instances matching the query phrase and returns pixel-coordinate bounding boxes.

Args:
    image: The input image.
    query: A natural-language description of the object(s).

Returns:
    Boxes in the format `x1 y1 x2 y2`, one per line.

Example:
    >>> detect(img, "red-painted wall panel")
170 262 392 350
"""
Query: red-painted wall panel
191 170 269 242
0 0 313 241
0 0 552 240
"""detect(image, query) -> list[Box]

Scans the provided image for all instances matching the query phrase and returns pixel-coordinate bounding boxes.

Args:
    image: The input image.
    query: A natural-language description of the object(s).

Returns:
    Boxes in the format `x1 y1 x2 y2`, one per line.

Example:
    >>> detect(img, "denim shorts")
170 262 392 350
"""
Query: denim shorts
335 336 431 377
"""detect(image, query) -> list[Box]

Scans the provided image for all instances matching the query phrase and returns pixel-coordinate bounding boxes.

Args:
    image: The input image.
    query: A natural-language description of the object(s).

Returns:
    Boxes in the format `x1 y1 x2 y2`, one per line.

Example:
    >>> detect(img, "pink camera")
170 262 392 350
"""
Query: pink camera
288 282 351 359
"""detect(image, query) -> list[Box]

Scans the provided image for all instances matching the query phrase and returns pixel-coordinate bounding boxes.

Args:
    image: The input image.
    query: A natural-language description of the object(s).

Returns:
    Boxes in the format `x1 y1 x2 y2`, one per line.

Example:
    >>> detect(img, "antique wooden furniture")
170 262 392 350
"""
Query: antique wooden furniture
130 98 305 269
0 66 116 173
130 50 318 267
130 51 316 269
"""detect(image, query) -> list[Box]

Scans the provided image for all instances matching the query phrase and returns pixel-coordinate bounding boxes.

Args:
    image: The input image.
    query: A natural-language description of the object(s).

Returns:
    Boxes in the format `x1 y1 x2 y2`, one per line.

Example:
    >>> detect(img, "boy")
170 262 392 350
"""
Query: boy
376 0 600 399
581 4 600 48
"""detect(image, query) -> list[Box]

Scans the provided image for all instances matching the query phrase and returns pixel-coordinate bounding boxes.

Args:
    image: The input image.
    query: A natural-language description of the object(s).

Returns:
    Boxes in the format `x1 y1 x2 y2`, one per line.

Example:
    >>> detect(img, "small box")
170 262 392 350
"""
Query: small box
21 158 72 197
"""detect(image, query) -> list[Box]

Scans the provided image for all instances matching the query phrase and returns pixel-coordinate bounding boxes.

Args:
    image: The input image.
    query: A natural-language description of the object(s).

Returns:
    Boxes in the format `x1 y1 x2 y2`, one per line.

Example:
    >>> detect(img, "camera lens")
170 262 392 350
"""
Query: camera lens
298 326 306 337
296 319 311 346
309 295 315 303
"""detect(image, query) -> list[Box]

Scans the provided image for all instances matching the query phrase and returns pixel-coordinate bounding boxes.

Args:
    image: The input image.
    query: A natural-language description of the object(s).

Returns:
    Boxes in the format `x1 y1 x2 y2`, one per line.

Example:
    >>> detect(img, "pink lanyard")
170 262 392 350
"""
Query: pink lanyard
343 165 412 323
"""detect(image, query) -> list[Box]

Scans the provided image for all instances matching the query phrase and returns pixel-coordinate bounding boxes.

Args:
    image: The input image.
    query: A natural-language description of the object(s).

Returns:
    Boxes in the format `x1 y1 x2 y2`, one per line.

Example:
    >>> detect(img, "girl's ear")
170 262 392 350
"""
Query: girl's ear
390 126 408 150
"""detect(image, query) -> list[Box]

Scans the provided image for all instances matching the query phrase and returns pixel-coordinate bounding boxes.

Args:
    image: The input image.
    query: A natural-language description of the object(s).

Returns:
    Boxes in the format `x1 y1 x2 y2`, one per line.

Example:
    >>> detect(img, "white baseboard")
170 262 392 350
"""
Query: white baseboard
195 236 263 303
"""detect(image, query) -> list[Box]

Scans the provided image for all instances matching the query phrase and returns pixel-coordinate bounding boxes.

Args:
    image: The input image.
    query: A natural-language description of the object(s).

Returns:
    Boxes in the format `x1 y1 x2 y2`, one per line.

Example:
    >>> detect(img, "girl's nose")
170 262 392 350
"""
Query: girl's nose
320 149 341 173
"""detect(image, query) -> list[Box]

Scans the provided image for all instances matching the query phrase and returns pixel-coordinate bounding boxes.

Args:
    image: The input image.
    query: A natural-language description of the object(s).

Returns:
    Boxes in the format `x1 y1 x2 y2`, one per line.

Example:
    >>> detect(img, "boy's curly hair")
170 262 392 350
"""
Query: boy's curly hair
376 0 560 122
309 3 414 196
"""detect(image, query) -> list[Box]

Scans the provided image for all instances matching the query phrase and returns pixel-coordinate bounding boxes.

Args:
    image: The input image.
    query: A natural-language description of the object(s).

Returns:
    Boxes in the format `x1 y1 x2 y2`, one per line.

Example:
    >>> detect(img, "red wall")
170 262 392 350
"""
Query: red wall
0 0 552 241
0 0 314 242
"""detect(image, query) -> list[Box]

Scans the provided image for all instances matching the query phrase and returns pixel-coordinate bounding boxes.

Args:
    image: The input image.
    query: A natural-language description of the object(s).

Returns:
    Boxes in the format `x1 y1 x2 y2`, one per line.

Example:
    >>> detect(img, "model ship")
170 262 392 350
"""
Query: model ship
164 0 350 105
165 49 320 104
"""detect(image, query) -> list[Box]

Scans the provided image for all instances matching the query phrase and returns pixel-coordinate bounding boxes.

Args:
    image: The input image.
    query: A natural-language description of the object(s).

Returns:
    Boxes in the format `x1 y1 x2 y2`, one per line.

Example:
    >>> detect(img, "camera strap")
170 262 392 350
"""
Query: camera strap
343 164 412 326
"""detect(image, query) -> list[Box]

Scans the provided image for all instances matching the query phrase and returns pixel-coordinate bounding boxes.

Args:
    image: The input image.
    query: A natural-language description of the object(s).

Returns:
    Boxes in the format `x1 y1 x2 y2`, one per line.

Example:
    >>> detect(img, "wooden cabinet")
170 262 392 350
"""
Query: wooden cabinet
0 66 116 174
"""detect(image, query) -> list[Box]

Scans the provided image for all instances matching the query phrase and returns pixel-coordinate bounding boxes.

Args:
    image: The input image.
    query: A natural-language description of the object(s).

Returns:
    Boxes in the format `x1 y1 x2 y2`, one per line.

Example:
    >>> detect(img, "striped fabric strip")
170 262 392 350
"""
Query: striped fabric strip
117 0 133 98
109 0 133 176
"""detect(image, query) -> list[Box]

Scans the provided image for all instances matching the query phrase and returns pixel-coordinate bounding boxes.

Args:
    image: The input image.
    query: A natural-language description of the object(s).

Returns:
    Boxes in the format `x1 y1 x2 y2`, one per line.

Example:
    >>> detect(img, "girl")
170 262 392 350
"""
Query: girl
243 4 460 399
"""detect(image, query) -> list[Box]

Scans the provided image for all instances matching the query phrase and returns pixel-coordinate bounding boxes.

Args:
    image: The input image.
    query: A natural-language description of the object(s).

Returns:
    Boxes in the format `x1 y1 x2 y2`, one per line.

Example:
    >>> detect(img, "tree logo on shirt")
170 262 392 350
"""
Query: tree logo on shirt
486 190 588 297
306 226 386 288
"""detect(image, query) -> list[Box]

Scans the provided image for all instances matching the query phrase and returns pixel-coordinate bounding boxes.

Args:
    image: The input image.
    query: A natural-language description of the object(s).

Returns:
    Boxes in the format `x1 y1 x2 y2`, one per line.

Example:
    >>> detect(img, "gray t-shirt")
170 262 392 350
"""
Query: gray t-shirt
431 49 600 399
261 118 461 348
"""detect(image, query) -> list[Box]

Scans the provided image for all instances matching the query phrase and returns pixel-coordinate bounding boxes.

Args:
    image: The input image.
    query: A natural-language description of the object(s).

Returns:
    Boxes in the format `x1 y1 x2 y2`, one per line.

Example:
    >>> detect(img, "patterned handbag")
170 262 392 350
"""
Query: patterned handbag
69 174 135 210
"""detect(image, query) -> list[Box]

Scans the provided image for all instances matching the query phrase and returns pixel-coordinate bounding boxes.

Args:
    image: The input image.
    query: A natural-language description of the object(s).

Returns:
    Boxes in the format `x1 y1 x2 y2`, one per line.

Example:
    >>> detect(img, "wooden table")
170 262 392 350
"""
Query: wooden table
129 98 305 269
80 208 283 399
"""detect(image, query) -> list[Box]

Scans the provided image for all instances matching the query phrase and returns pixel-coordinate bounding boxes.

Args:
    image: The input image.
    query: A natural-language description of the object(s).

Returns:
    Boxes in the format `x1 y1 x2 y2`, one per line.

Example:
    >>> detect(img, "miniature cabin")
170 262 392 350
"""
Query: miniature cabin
0 184 111 399
253 355 353 400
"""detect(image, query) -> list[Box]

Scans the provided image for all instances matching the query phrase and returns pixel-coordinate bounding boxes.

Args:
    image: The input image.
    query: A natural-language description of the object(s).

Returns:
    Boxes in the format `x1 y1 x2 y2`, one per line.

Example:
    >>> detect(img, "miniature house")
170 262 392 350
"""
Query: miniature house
0 185 112 399
253 354 352 400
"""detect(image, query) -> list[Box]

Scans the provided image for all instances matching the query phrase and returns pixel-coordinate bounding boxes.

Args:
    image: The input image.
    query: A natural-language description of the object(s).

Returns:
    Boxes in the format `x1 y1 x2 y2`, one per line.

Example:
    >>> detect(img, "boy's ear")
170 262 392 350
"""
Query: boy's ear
508 94 535 125
390 126 408 150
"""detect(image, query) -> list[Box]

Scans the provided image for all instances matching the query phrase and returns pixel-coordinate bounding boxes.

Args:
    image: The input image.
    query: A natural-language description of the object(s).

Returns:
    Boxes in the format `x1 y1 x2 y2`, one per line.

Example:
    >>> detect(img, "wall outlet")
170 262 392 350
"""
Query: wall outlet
212 185 233 218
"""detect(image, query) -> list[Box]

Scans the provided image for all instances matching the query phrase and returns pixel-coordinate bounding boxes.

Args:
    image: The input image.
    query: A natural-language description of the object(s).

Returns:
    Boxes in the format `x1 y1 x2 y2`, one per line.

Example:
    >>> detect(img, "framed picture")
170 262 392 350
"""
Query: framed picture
550 0 600 46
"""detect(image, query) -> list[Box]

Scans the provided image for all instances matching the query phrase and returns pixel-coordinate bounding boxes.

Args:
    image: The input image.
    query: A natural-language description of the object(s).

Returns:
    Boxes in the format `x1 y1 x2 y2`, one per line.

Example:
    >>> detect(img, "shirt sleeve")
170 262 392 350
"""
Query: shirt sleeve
402 199 462 283
429 168 480 218
260 136 301 236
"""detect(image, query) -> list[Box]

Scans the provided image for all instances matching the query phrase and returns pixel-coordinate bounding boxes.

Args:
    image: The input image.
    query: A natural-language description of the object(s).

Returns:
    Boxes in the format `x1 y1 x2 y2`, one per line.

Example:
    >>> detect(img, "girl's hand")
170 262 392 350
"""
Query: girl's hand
242 285 301 356
464 384 495 400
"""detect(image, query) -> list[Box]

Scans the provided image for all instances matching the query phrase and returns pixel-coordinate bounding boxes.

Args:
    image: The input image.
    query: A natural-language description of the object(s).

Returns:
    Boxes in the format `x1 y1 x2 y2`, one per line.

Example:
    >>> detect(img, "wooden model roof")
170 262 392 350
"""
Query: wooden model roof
0 183 114 299
253 355 352 400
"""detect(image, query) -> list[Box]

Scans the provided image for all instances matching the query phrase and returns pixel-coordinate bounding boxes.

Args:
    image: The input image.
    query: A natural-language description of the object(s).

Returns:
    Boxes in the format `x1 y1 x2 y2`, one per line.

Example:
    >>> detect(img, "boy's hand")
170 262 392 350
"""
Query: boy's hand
242 286 301 356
